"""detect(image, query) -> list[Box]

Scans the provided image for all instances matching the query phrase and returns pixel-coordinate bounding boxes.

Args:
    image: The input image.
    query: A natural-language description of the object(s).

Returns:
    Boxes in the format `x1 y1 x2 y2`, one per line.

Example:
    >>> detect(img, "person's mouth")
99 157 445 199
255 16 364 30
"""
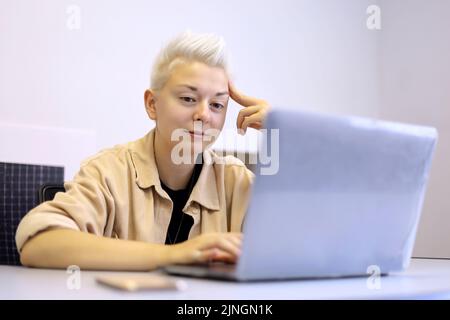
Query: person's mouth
188 130 205 138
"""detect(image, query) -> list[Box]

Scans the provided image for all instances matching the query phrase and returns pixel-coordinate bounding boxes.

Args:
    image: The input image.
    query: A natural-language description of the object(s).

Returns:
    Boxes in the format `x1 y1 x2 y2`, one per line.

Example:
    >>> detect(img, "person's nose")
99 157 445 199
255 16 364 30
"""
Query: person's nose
193 100 211 123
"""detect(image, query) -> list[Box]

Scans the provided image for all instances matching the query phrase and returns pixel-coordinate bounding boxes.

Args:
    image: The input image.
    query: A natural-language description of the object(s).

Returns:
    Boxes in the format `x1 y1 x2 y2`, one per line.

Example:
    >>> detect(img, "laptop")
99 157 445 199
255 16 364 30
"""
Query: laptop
164 109 438 281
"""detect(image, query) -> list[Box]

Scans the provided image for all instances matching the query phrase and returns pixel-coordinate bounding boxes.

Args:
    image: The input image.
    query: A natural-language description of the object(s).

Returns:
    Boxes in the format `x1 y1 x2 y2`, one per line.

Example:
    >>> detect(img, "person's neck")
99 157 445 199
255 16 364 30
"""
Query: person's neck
154 129 197 191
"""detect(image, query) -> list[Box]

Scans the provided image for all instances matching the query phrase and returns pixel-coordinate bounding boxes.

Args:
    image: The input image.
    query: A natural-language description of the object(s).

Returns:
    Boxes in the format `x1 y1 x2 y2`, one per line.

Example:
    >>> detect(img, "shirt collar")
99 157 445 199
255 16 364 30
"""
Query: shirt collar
129 129 220 211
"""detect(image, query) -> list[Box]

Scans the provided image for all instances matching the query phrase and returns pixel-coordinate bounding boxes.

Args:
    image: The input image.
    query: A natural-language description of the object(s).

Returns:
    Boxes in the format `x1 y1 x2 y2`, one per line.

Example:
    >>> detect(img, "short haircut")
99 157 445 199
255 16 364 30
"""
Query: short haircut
150 30 230 91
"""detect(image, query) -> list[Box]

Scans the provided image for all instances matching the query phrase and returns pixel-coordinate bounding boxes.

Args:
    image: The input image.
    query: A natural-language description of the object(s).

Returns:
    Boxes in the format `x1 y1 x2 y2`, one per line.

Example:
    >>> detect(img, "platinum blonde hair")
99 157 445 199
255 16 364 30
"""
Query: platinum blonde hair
150 30 230 91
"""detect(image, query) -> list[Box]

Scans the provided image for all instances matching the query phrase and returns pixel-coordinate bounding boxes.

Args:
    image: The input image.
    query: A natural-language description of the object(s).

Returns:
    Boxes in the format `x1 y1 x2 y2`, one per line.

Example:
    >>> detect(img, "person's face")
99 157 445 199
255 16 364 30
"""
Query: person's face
145 61 229 155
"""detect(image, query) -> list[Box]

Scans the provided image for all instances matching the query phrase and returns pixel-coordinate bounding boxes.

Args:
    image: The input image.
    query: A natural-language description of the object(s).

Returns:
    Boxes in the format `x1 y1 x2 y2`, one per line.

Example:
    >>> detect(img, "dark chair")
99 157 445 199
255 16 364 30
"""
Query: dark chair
0 162 65 265
38 183 66 204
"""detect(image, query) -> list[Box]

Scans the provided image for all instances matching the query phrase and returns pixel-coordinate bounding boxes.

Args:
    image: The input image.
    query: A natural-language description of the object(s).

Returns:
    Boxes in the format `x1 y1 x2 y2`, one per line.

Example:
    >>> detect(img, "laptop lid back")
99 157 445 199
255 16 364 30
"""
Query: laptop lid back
236 110 438 280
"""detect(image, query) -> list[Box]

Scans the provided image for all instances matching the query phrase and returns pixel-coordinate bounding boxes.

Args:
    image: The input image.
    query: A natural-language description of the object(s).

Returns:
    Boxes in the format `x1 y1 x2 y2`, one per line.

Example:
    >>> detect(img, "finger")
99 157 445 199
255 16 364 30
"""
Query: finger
227 235 242 249
228 81 259 107
200 232 242 247
236 105 260 130
249 121 263 130
205 236 241 257
241 113 263 133
225 233 243 247
198 248 219 263
199 248 238 264
227 233 243 243
219 237 241 257
212 251 238 264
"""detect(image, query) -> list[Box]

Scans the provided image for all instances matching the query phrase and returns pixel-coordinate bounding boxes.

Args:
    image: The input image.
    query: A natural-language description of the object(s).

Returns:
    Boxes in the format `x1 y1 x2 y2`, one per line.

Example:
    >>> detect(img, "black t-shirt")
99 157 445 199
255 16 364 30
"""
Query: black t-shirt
161 162 203 245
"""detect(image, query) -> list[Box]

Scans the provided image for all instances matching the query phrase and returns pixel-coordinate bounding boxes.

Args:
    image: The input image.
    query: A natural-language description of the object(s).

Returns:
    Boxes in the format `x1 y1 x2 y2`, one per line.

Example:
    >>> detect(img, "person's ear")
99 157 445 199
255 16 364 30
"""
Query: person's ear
144 89 157 120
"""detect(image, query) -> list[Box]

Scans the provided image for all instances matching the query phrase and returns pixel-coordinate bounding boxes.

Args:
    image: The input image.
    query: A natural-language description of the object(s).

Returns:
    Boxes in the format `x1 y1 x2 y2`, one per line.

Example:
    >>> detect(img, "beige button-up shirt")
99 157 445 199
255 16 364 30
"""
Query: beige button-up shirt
15 129 254 252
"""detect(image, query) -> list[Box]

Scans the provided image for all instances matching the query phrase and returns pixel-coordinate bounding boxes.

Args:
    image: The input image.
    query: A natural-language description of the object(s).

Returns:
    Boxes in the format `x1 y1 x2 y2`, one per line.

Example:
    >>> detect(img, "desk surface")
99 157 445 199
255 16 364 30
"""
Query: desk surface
2 258 450 299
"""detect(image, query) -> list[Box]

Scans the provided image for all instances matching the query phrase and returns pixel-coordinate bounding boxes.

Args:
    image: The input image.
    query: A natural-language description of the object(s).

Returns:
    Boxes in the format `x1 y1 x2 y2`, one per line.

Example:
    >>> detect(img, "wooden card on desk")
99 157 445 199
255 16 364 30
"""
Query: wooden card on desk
96 275 187 292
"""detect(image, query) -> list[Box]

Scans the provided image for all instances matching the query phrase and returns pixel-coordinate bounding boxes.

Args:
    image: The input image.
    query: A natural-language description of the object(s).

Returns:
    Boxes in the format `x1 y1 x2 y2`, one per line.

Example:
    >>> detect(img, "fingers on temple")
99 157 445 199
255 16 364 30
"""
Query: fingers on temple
237 106 260 130
229 82 257 107
241 113 263 133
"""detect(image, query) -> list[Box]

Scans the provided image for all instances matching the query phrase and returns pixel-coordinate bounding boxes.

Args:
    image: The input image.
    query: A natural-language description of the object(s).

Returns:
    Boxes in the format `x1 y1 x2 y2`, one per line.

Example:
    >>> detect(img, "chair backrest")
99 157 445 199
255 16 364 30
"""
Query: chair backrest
38 183 66 204
0 162 64 265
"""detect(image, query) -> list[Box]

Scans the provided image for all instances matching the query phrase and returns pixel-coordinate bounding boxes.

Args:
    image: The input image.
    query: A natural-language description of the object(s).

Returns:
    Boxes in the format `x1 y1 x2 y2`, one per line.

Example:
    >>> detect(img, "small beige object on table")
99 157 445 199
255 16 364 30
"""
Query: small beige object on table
96 275 188 292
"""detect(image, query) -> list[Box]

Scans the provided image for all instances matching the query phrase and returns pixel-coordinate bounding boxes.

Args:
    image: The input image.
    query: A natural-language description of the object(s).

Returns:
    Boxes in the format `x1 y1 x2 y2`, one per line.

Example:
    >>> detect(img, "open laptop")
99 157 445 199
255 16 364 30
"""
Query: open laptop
164 109 438 281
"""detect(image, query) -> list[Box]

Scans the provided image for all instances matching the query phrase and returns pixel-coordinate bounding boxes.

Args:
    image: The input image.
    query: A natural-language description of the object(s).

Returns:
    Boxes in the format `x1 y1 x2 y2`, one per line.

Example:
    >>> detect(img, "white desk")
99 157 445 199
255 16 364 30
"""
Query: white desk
1 258 450 300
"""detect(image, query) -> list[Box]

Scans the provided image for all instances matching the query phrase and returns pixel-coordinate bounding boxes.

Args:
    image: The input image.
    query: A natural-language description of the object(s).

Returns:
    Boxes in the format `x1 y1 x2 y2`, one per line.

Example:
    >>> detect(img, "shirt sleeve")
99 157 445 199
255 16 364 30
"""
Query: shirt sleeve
15 157 116 253
224 162 255 233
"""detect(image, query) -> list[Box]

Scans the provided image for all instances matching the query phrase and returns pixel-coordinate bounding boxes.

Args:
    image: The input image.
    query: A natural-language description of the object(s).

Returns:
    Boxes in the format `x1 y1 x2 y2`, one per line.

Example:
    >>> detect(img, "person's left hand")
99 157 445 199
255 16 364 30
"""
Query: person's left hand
228 81 271 135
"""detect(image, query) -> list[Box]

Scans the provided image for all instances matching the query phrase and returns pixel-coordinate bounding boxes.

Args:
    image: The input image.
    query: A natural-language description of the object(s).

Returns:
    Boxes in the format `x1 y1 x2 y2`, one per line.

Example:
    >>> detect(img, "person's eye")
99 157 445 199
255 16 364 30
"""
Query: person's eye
180 97 196 103
211 103 224 110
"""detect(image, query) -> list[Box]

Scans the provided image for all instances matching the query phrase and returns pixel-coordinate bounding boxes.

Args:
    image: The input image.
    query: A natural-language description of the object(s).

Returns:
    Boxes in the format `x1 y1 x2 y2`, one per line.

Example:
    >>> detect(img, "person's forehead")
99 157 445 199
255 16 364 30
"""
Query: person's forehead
168 62 228 88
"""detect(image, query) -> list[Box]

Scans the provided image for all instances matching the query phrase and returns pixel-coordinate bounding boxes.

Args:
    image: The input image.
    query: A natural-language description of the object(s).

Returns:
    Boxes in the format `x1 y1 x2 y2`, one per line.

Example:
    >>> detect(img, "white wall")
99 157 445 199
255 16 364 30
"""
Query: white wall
378 0 450 258
0 0 379 176
4 0 447 258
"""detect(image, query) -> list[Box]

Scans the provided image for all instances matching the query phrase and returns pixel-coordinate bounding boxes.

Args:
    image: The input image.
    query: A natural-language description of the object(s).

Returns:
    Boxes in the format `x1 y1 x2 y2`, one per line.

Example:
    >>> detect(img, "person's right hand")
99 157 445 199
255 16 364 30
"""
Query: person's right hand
166 232 242 265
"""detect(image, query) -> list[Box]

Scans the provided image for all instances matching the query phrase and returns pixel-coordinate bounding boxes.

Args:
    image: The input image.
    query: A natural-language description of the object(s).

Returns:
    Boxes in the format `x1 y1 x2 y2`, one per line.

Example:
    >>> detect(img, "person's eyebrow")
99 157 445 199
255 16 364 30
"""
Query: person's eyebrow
176 84 229 97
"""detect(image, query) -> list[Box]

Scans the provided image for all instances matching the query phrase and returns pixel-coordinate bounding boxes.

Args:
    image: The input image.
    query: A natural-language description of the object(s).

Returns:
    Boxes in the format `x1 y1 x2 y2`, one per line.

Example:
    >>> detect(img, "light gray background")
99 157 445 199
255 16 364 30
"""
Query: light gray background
1 0 448 258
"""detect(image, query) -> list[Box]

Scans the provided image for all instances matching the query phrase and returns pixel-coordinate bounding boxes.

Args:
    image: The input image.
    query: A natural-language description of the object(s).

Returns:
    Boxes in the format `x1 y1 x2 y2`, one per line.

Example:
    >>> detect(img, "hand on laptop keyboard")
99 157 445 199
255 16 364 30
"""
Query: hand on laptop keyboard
166 232 242 265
